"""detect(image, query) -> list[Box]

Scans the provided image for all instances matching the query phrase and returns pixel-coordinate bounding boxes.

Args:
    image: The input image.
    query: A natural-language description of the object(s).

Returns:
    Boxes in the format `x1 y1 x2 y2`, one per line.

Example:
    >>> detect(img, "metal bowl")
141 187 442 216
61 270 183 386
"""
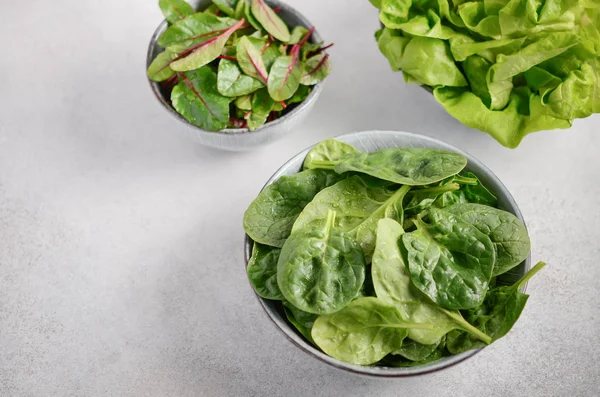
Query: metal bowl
146 0 325 151
244 130 532 377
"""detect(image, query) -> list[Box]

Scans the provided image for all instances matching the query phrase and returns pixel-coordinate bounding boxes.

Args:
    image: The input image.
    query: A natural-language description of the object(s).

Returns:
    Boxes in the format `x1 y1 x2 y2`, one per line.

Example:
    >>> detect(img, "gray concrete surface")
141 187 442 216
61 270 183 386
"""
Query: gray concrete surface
1 0 599 396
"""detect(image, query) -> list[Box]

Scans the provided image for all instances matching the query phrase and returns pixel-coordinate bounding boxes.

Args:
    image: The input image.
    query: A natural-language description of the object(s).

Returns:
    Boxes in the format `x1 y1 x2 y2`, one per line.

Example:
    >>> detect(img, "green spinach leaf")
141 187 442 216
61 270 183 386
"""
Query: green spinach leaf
446 261 546 354
247 242 283 300
277 210 366 315
310 148 467 186
402 208 496 310
243 169 344 247
283 301 318 344
445 203 531 276
303 139 360 170
373 218 492 344
311 297 433 365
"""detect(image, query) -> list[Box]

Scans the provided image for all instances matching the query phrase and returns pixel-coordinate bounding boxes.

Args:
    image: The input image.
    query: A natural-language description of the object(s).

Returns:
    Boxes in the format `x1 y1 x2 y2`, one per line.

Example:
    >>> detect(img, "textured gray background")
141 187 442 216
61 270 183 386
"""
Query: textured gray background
1 0 599 396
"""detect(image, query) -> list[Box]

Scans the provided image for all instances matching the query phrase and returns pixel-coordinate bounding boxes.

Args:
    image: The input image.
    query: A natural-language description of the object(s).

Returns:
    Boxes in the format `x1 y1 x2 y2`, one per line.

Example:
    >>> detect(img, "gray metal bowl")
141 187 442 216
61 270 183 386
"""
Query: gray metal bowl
146 0 325 151
244 130 531 377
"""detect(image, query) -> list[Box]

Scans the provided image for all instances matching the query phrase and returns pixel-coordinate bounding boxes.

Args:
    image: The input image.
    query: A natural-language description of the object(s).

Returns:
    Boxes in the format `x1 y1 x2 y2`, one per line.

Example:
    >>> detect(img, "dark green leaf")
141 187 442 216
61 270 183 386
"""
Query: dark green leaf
283 301 318 344
447 262 547 354
311 148 467 186
171 67 230 131
247 242 283 300
402 208 496 310
445 203 531 276
246 88 274 130
243 169 345 247
286 84 311 104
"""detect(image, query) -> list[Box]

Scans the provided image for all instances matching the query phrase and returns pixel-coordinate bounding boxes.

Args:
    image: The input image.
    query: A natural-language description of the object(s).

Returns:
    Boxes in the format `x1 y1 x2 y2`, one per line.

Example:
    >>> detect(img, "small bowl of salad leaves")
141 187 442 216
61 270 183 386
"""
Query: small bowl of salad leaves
243 130 546 376
147 0 332 151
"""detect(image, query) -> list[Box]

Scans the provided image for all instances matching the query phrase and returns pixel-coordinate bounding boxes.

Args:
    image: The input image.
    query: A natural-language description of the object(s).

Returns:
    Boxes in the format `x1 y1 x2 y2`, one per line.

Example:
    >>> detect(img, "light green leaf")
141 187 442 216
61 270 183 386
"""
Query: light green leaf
300 54 332 86
217 58 264 97
268 54 302 101
159 0 195 24
237 36 269 84
251 0 291 42
147 50 176 82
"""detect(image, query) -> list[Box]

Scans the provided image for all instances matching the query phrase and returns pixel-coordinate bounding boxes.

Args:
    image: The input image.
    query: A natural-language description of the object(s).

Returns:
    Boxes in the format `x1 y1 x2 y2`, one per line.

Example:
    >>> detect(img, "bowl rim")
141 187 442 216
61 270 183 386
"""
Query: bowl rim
146 0 326 136
243 130 532 377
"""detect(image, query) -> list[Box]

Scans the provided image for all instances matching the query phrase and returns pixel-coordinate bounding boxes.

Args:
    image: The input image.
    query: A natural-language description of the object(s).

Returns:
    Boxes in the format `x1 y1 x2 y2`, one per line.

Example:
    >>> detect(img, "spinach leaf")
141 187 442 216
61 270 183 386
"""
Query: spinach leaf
277 210 366 315
445 203 531 276
250 0 291 42
283 301 318 345
159 0 195 24
247 242 283 300
311 297 433 365
373 218 491 344
171 19 245 71
403 182 462 217
291 177 411 261
300 53 332 86
446 262 546 354
303 139 360 170
171 67 230 131
402 208 496 310
237 36 269 84
438 172 498 207
380 348 443 367
217 59 264 97
393 338 440 362
243 169 344 247
310 148 467 186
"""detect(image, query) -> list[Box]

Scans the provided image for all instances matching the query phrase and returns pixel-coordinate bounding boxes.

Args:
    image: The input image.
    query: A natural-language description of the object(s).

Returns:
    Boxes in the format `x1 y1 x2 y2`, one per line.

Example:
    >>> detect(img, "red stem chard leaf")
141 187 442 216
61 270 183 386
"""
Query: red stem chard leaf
147 50 177 82
212 0 240 17
246 88 274 130
159 0 195 24
300 53 332 86
171 67 230 131
244 0 263 31
287 84 311 104
289 26 309 44
268 50 302 101
250 0 291 42
170 19 246 72
217 58 264 97
237 36 269 84
158 13 238 53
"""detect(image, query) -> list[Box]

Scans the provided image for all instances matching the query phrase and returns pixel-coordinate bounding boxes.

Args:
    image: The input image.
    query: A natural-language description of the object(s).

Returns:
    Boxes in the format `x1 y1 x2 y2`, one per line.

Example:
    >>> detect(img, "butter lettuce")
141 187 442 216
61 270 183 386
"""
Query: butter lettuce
371 0 600 148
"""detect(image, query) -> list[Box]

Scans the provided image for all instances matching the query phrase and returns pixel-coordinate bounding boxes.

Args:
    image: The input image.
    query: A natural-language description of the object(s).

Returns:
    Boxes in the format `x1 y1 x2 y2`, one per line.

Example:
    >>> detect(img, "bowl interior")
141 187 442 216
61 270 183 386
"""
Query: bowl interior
244 130 531 377
146 0 324 135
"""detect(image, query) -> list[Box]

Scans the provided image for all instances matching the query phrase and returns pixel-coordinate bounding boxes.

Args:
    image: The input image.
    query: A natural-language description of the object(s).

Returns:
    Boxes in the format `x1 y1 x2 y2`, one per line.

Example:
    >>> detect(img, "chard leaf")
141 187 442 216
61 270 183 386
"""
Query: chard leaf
246 88 274 130
237 36 269 84
170 19 245 71
158 13 237 51
171 67 230 131
268 54 302 101
212 0 239 17
251 0 291 42
300 53 332 86
147 50 176 82
159 0 195 24
217 58 264 97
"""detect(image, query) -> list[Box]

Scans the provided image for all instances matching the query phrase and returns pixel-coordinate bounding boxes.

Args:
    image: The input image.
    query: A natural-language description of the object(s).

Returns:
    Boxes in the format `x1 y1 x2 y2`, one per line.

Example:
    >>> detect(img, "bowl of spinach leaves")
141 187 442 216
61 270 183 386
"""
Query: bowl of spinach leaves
243 130 546 376
146 0 331 151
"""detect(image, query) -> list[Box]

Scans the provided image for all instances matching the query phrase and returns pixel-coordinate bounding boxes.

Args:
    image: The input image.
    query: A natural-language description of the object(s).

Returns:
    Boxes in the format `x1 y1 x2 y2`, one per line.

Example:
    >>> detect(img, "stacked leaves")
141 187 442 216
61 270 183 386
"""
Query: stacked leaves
370 0 600 148
244 138 546 367
148 0 332 131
